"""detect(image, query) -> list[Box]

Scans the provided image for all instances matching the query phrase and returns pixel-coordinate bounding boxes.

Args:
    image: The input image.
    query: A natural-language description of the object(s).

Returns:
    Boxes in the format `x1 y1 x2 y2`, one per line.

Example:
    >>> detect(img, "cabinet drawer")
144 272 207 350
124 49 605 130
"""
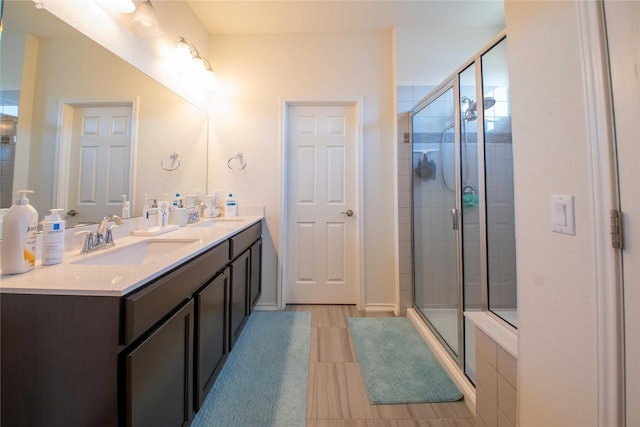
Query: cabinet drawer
124 241 229 345
229 221 262 260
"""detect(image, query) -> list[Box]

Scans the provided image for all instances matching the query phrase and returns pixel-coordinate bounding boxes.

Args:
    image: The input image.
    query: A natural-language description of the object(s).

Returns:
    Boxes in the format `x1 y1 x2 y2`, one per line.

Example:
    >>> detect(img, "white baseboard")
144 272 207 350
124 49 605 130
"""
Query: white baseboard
364 303 396 313
407 308 476 416
254 303 278 312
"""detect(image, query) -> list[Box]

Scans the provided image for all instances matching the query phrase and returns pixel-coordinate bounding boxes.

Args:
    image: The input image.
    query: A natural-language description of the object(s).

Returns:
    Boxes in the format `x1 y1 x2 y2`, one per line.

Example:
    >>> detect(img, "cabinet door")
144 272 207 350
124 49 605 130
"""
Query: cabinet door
230 250 250 349
195 267 229 408
249 238 262 313
124 300 194 427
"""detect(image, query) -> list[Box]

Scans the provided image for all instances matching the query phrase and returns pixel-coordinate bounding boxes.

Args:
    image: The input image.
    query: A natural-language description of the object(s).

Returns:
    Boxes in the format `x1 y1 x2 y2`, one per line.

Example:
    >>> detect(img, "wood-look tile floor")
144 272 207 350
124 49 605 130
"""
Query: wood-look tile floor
285 305 476 427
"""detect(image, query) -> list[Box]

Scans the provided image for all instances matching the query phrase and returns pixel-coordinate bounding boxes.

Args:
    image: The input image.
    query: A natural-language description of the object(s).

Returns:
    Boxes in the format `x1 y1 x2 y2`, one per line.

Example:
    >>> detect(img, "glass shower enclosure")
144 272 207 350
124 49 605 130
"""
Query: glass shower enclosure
410 34 515 383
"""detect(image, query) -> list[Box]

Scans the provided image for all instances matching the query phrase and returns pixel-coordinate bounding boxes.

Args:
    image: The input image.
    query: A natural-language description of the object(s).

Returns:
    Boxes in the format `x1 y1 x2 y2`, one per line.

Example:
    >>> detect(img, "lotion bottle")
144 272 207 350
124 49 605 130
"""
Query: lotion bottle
1 190 38 275
41 208 66 266
225 193 237 217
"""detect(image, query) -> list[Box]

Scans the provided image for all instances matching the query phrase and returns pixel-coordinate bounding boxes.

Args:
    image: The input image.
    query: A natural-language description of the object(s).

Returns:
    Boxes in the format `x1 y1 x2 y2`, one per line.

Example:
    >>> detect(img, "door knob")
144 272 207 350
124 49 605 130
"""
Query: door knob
340 209 354 217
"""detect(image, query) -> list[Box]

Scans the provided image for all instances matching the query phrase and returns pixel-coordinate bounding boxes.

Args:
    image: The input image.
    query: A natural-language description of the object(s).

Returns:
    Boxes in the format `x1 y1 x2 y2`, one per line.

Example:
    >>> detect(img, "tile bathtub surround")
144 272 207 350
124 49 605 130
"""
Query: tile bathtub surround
287 304 475 426
475 327 517 427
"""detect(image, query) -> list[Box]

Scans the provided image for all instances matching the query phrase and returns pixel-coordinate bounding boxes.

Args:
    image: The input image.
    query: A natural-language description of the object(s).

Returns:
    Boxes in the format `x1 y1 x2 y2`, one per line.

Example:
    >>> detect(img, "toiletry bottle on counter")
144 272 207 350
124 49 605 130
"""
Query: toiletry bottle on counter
142 194 150 231
158 200 169 227
40 208 66 266
1 190 38 275
0 208 8 240
225 193 237 217
121 194 130 219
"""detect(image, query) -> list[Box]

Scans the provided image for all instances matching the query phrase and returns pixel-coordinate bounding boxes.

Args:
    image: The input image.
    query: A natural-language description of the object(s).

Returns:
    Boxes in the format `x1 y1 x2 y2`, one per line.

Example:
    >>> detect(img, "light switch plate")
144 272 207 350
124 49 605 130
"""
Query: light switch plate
550 195 575 235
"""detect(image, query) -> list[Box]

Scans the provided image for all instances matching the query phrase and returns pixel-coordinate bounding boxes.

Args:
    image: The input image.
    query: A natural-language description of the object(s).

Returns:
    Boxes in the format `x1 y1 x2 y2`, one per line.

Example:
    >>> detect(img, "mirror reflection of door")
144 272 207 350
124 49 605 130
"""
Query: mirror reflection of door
66 104 132 227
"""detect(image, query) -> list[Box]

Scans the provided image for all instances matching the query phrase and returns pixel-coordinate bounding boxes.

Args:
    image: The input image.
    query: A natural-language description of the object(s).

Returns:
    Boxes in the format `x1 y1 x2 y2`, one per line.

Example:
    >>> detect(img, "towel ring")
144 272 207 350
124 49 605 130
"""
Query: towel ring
227 152 247 171
161 152 181 171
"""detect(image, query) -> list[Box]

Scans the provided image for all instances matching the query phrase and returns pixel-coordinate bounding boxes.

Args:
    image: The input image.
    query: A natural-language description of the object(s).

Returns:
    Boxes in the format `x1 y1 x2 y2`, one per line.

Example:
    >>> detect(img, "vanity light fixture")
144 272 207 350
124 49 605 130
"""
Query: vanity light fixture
175 37 218 90
131 0 162 37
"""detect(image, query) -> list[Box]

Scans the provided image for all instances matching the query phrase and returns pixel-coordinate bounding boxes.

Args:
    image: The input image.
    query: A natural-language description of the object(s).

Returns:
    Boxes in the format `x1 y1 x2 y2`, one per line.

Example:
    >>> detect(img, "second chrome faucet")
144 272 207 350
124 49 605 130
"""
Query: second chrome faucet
77 214 125 254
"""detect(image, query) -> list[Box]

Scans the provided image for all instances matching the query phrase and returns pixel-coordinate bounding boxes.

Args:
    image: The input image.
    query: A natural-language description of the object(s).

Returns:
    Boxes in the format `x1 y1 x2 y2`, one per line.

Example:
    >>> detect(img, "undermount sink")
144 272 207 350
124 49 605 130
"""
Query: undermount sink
190 218 244 228
72 239 199 266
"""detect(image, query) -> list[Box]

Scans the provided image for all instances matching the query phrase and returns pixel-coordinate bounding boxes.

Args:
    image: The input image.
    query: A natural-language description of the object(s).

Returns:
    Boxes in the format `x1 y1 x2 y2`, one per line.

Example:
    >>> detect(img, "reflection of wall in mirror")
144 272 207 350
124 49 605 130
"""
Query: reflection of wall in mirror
3 3 208 223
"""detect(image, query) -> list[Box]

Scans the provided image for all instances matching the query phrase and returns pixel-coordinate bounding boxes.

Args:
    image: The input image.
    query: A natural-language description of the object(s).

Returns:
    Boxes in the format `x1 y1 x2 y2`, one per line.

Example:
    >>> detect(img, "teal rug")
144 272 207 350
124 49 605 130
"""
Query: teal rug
348 317 463 404
192 311 311 427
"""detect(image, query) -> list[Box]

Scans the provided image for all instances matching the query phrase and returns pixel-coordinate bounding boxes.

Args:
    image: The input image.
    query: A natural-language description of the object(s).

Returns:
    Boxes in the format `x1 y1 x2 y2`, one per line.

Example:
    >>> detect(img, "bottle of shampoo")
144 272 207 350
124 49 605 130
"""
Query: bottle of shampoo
1 190 38 275
225 193 237 217
41 208 66 266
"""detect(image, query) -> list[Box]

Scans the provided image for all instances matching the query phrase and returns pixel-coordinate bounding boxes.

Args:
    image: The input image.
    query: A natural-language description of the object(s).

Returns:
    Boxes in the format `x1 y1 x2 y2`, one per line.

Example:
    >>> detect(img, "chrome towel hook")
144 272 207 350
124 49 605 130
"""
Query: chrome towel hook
161 152 181 171
227 152 247 171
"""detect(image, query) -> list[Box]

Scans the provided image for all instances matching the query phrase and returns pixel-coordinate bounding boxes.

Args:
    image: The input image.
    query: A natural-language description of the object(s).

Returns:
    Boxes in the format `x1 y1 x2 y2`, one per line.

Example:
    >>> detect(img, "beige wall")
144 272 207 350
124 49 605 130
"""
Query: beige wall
505 1 598 424
395 26 503 86
208 31 396 309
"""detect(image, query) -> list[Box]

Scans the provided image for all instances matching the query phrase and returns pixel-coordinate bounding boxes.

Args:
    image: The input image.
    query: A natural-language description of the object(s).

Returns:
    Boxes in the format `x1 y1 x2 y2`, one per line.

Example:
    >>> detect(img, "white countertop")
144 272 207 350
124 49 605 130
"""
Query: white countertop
0 216 263 297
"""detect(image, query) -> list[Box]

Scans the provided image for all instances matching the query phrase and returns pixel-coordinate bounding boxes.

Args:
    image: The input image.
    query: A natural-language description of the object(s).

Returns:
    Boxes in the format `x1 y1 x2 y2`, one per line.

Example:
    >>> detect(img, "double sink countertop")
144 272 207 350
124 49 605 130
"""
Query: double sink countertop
0 216 263 297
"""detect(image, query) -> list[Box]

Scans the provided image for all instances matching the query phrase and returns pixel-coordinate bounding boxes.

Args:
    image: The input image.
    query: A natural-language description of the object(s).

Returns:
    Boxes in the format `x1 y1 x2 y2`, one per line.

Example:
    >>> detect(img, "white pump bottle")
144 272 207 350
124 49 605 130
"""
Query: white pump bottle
1 190 39 275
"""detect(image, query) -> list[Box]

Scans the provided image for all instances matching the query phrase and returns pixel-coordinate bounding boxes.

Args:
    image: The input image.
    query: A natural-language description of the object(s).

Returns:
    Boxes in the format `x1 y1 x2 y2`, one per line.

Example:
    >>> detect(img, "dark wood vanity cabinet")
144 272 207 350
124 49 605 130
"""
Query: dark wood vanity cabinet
0 220 262 427
230 249 250 348
195 267 229 407
229 221 263 349
249 238 262 314
124 300 195 427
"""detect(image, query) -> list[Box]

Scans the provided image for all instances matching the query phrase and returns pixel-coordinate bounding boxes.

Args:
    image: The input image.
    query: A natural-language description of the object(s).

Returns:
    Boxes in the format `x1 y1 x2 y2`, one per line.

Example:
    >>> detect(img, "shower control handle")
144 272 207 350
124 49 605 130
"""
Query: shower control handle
451 208 459 230
340 209 354 217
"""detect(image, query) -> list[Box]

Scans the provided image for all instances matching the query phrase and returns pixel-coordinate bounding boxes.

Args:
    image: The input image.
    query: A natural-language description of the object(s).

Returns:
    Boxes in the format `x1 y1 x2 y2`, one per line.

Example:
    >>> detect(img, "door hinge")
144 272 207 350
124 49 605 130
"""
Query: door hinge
611 209 624 249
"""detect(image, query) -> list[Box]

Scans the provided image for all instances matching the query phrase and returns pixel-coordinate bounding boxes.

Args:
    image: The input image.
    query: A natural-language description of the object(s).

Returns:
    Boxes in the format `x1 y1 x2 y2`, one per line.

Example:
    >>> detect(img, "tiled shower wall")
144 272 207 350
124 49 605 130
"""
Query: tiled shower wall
397 85 433 314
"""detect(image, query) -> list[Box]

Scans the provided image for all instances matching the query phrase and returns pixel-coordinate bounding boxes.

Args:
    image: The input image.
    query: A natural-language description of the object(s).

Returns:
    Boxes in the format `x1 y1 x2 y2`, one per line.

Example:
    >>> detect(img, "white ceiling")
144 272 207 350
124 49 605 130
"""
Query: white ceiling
186 0 505 35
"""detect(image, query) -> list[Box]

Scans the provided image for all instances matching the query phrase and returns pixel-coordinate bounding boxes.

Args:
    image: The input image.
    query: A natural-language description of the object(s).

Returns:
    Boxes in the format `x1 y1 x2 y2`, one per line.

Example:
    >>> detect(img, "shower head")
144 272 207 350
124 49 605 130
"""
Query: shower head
466 97 496 115
463 97 496 121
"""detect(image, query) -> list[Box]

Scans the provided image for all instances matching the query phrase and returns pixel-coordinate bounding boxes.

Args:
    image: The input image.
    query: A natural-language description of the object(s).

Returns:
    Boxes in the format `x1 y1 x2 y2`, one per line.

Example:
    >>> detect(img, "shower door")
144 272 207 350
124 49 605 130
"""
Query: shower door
411 85 462 358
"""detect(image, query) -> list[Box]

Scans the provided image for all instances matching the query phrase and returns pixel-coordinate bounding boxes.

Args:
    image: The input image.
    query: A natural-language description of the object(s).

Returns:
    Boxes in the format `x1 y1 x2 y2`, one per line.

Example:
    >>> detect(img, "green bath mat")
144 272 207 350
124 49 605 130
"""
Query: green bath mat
192 311 311 427
348 317 463 404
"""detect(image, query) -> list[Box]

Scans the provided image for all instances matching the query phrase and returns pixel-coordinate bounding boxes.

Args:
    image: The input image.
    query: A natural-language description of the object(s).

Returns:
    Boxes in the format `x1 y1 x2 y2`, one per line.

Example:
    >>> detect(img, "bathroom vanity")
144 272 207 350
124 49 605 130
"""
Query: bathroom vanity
0 217 263 427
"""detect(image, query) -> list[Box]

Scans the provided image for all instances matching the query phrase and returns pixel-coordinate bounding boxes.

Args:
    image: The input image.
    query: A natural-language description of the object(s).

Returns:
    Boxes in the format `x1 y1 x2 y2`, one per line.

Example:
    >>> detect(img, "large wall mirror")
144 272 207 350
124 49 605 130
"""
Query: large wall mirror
0 1 208 227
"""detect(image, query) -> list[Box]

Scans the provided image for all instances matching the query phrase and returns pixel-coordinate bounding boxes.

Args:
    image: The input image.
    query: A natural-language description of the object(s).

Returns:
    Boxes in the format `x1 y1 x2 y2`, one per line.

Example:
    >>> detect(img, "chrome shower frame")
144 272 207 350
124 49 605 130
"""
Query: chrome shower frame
408 31 507 380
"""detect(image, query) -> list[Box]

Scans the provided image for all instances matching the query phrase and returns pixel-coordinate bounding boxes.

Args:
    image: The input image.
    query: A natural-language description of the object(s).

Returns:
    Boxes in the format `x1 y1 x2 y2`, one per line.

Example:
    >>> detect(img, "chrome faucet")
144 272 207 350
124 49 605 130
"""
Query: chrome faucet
187 202 203 224
96 214 124 248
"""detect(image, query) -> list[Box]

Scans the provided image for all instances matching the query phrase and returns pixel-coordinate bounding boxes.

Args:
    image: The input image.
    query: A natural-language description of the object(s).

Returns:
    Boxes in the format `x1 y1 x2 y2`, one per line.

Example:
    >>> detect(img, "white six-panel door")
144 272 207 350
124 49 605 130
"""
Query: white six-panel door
286 104 357 304
66 105 132 226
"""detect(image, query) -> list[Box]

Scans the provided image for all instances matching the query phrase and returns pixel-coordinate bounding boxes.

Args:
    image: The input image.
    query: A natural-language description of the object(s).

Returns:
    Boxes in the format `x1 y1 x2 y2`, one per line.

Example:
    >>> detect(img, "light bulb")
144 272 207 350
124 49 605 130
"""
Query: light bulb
192 57 206 74
203 70 218 91
131 1 162 37
174 39 194 66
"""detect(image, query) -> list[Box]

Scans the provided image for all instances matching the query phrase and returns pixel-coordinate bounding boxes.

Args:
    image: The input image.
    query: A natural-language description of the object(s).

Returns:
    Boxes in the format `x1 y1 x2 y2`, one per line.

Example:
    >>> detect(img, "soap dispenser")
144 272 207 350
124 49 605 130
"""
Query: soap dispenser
1 190 39 275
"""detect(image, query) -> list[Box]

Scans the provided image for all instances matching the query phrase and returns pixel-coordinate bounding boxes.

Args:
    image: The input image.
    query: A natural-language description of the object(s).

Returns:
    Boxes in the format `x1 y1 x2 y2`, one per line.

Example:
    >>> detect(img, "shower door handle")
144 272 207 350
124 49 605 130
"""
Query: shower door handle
451 208 459 230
